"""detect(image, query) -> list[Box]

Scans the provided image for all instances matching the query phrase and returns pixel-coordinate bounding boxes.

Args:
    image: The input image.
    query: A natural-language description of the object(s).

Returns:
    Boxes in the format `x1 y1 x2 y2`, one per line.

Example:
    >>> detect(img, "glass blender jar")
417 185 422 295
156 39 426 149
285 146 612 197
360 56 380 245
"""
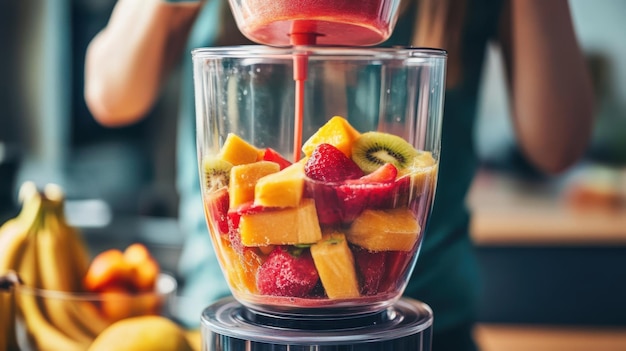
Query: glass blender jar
193 1 447 349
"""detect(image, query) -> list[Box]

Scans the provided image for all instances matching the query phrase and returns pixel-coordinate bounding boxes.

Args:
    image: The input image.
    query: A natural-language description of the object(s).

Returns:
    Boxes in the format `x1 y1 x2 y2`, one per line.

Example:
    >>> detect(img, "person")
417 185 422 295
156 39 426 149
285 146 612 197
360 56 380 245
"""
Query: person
84 0 594 350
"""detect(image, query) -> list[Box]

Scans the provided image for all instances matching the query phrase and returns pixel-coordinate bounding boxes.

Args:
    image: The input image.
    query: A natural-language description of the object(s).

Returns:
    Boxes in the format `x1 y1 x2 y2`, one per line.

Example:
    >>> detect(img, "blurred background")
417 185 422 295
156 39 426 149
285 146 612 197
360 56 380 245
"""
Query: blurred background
1 1 625 350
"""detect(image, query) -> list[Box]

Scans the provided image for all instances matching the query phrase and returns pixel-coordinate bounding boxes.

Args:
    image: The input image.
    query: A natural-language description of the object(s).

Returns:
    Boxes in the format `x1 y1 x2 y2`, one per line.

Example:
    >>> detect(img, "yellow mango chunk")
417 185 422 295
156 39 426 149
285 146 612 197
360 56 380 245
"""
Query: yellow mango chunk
219 133 259 166
311 232 360 299
217 237 260 294
240 199 322 246
347 209 420 251
229 161 280 208
302 116 361 158
254 162 305 208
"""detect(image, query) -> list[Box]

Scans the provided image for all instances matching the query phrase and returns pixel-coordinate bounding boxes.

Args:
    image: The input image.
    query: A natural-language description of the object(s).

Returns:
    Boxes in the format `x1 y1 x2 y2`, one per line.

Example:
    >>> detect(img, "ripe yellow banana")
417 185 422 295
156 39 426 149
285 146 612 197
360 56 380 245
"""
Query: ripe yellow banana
15 232 84 351
42 183 91 285
0 181 42 351
1 182 102 351
35 209 93 346
0 182 42 273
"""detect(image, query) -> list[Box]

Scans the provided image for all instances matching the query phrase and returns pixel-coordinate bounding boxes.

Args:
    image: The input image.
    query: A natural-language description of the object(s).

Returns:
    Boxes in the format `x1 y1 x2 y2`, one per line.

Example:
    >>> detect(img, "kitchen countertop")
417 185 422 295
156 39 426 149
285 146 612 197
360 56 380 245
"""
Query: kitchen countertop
467 168 626 246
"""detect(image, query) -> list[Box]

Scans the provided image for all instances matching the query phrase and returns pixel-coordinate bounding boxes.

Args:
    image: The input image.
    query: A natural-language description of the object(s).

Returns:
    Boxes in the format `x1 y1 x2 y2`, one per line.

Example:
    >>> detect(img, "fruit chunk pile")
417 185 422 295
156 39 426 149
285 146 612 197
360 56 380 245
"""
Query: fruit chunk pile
83 243 163 322
203 116 437 304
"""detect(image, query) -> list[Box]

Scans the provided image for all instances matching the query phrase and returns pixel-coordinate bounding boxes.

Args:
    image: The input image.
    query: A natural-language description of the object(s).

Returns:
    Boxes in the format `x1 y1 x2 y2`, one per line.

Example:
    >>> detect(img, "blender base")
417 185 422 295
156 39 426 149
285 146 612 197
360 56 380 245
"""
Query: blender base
201 297 433 351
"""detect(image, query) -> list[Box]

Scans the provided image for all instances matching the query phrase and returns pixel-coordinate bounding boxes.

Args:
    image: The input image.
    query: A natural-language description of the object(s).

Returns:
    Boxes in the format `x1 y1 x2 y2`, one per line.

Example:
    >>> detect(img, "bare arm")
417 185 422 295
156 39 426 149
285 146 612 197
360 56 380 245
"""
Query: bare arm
500 0 595 174
84 0 204 127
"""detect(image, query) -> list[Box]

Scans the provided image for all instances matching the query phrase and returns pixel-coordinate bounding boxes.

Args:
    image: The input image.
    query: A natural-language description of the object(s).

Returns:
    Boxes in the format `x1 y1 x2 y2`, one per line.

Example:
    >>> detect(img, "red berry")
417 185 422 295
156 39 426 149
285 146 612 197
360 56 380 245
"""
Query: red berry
305 144 364 182
378 251 412 293
304 180 343 225
305 163 399 225
257 246 319 297
353 247 387 295
206 188 230 234
356 163 398 183
262 148 292 170
336 163 399 222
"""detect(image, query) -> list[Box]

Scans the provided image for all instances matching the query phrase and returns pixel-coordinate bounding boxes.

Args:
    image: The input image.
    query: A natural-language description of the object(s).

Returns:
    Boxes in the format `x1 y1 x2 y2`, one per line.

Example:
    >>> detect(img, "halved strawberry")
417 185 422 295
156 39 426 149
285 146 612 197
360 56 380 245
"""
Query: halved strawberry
205 188 230 235
336 163 399 222
305 144 364 182
353 163 398 183
262 148 292 170
304 180 343 225
352 247 387 296
305 163 399 225
257 246 319 297
378 251 412 293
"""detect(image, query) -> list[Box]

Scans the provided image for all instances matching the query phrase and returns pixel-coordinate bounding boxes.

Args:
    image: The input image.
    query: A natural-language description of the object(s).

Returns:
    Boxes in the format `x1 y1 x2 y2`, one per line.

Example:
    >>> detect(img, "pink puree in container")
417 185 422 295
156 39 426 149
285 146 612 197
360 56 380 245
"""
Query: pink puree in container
229 0 400 46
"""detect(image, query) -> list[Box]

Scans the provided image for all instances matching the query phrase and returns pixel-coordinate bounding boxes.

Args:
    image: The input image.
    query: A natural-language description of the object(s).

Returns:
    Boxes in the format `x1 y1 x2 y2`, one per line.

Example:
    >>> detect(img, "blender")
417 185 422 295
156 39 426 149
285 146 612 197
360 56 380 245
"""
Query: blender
193 1 447 349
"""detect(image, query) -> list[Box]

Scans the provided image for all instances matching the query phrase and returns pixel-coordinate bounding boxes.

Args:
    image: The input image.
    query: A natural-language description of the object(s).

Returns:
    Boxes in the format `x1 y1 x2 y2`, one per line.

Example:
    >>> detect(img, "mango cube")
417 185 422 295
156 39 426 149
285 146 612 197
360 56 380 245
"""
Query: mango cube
254 162 305 208
240 199 322 246
219 133 259 166
219 237 261 294
310 232 360 299
347 209 420 251
302 116 361 158
229 161 280 208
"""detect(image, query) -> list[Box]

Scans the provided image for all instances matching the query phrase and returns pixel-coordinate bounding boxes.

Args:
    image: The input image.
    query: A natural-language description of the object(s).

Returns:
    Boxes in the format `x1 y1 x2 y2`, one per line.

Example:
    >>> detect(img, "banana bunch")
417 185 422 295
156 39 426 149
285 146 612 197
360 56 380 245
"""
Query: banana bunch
0 182 108 351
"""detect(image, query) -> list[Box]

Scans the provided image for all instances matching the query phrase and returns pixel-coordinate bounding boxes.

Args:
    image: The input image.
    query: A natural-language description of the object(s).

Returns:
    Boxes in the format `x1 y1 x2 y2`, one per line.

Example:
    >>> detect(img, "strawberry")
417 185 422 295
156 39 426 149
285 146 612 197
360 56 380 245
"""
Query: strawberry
262 148 292 170
304 181 343 225
305 163 399 225
352 247 387 295
257 246 319 297
336 163 399 222
378 251 412 293
305 144 364 182
358 163 398 183
206 188 230 235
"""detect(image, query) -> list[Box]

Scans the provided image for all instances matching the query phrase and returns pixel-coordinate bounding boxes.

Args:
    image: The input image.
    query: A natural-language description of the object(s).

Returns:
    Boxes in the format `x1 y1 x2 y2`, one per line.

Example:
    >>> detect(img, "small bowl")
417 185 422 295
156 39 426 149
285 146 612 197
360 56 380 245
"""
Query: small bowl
13 273 177 351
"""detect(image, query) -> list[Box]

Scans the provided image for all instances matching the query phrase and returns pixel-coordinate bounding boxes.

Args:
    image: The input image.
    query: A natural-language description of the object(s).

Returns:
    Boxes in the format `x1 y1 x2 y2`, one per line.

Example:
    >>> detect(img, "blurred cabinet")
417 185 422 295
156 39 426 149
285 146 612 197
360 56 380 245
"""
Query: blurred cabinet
470 170 626 326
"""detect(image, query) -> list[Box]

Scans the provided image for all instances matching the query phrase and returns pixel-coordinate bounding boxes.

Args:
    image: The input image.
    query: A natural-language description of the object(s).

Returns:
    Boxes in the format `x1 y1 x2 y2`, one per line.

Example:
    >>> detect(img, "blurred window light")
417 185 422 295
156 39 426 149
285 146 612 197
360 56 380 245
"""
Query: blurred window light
64 199 112 228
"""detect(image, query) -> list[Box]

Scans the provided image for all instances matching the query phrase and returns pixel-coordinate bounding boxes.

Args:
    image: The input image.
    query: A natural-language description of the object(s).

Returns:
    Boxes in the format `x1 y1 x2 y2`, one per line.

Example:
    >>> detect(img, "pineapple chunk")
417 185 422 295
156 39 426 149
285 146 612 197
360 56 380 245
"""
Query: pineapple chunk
219 133 259 166
394 152 438 208
230 161 280 208
254 162 305 208
240 199 322 246
347 209 420 251
219 237 261 294
310 232 360 299
302 116 361 158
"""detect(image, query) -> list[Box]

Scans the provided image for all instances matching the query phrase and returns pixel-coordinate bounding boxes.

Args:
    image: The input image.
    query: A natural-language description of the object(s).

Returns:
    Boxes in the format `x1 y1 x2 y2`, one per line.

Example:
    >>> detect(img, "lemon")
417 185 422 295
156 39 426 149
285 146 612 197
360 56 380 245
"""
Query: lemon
88 316 193 351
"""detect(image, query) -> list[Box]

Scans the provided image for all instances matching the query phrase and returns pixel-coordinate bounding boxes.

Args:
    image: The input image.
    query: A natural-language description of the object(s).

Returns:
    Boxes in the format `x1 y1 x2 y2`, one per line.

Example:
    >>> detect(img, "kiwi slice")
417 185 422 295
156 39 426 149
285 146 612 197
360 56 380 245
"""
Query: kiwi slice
203 157 233 191
351 132 419 174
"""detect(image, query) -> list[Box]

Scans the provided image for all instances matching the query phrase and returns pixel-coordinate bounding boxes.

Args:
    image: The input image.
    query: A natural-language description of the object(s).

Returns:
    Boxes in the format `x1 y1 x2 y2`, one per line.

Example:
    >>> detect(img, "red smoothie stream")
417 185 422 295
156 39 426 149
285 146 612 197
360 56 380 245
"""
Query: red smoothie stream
235 0 397 162
289 33 317 162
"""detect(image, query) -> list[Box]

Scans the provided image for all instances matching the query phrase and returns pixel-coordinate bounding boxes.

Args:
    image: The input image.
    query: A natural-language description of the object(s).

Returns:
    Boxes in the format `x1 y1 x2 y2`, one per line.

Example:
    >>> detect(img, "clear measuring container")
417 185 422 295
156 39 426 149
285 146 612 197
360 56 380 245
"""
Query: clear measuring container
193 46 446 316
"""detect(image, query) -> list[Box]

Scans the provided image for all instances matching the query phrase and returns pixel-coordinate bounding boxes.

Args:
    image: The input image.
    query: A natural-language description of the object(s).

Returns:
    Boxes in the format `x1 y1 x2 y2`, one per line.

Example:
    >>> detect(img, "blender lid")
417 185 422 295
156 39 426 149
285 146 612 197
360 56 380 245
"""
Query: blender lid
201 297 433 346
